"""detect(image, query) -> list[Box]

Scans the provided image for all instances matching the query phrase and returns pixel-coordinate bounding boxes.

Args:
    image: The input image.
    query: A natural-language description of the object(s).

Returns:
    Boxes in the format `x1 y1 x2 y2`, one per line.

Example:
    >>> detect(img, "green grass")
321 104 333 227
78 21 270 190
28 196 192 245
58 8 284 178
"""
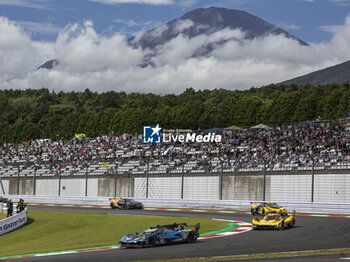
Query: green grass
0 212 6 220
0 210 228 257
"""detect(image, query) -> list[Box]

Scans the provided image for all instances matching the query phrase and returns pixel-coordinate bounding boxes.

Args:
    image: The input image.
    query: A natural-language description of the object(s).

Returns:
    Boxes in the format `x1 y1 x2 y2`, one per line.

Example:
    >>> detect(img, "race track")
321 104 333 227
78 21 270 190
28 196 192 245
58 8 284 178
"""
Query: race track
10 205 350 262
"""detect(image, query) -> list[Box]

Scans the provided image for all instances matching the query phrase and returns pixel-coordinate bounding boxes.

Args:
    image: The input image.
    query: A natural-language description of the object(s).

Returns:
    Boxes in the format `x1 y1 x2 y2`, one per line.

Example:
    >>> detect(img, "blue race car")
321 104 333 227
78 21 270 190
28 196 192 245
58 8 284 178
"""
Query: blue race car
120 223 200 248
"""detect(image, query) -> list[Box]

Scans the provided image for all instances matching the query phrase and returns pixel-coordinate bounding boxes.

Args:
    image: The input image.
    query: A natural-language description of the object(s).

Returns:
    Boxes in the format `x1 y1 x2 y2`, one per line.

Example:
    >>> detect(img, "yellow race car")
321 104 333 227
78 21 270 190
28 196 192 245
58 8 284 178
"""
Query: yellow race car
250 202 287 216
109 197 122 209
252 212 295 230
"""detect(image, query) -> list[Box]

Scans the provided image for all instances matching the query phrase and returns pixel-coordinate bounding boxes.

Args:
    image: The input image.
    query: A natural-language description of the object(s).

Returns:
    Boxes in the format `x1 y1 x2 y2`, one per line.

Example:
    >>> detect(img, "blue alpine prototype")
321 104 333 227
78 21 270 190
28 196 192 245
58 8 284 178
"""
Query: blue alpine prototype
120 223 200 248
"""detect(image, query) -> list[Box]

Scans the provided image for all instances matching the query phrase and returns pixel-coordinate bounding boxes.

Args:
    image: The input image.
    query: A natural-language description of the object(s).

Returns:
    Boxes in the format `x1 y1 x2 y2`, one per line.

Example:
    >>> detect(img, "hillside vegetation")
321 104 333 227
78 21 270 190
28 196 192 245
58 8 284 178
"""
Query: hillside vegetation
0 83 350 143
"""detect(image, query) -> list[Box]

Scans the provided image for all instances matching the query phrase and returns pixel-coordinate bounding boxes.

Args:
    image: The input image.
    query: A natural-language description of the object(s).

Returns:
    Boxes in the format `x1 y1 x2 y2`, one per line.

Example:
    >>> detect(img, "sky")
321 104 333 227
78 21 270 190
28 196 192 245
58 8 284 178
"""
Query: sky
0 0 350 94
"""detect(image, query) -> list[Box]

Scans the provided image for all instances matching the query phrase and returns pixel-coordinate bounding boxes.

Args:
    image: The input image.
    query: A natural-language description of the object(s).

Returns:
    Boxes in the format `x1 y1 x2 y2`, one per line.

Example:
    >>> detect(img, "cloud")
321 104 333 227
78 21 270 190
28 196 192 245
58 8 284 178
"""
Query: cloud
328 0 350 6
90 0 174 5
0 0 52 9
280 23 301 30
89 0 199 7
18 21 63 35
0 15 350 94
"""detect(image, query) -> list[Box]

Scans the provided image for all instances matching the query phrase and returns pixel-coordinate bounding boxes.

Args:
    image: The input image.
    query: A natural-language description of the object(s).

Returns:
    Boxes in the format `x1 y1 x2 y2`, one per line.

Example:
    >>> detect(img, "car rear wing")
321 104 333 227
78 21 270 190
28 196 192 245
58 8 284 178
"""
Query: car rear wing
161 223 200 231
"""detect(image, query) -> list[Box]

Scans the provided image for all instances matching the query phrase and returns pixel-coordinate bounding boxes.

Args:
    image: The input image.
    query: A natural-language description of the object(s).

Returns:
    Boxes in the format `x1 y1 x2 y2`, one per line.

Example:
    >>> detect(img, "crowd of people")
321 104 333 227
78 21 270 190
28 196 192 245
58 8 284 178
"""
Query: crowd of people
0 123 349 174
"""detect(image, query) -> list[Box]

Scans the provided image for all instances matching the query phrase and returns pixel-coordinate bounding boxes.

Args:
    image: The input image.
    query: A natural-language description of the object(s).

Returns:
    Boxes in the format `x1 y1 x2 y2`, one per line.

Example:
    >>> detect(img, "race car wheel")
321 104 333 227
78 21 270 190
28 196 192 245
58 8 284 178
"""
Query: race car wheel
250 208 255 215
148 236 156 247
110 203 116 209
291 219 295 227
186 231 195 243
279 221 285 230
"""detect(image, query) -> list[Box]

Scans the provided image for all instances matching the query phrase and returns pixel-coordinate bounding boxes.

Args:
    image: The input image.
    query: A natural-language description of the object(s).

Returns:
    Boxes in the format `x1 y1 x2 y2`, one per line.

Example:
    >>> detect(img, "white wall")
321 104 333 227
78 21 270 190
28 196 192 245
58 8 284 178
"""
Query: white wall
86 178 99 197
315 174 350 203
36 179 59 196
184 176 219 199
134 177 182 198
60 179 86 197
2 173 350 203
270 175 312 202
134 176 219 199
0 179 9 195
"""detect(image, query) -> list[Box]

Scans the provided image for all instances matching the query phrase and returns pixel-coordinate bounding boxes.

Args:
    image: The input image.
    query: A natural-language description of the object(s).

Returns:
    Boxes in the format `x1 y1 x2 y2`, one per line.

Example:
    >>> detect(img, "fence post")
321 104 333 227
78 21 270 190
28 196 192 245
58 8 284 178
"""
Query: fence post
114 164 118 197
85 165 88 197
217 154 224 200
58 168 61 196
33 165 37 195
311 159 315 202
146 162 149 199
181 159 184 199
0 176 5 195
263 160 266 201
220 161 223 200
128 172 131 197
17 165 20 195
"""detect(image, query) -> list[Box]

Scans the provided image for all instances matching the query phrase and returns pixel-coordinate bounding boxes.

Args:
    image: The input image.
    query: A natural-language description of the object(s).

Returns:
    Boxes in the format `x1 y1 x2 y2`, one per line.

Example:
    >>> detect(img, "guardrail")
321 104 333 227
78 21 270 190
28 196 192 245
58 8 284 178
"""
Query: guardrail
5 195 350 214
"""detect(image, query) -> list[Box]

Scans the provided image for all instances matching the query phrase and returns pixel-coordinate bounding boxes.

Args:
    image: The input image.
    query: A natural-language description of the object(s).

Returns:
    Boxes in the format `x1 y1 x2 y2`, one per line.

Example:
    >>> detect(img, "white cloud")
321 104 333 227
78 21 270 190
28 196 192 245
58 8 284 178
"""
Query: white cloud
19 21 63 35
89 0 199 6
0 0 52 9
0 14 350 94
280 23 301 30
328 0 350 6
90 0 174 5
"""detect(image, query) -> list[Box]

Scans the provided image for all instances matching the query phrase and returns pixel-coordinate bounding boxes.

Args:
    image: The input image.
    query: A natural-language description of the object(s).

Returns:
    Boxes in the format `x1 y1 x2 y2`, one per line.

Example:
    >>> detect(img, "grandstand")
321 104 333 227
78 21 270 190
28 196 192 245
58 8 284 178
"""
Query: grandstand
0 122 349 178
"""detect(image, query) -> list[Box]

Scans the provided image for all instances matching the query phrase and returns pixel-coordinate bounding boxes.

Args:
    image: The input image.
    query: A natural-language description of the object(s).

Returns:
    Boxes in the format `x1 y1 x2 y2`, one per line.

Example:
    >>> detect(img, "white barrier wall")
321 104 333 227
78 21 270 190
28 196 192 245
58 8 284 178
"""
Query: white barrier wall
0 179 9 194
36 179 59 196
0 210 27 236
270 175 312 202
315 174 350 203
60 179 86 197
2 173 350 203
134 176 219 199
5 195 350 214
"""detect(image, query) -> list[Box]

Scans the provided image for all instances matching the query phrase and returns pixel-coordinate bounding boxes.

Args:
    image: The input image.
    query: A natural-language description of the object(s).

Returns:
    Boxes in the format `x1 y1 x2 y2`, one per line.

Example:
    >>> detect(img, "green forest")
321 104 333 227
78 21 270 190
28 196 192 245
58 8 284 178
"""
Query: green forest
0 82 350 143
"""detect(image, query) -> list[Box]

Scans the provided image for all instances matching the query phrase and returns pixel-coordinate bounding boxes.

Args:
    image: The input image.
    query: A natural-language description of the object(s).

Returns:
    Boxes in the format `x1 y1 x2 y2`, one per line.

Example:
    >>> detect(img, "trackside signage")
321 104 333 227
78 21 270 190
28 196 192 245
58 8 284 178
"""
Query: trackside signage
143 125 222 144
0 210 27 236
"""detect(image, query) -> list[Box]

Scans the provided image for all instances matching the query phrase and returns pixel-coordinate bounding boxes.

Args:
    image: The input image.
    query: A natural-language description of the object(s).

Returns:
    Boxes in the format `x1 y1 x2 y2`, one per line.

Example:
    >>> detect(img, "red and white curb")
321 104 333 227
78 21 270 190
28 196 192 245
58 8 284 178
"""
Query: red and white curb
199 220 252 239
28 203 350 218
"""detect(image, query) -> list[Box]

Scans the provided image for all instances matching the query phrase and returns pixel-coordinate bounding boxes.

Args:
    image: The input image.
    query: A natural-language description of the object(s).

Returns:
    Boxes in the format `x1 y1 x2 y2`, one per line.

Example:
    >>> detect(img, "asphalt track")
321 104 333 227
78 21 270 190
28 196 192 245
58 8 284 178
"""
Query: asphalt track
10 205 350 262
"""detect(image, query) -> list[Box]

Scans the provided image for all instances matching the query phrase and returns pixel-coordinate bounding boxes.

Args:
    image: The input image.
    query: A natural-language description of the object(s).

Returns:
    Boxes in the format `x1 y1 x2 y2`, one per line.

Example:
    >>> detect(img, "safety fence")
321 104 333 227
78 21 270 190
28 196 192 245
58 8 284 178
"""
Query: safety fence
1 168 350 203
5 195 350 215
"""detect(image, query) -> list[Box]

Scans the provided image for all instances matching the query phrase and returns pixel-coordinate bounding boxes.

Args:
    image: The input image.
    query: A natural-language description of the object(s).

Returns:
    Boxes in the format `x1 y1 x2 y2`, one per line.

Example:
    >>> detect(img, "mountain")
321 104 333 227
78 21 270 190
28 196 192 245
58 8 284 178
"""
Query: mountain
129 7 308 50
37 59 59 70
279 60 350 86
38 7 308 69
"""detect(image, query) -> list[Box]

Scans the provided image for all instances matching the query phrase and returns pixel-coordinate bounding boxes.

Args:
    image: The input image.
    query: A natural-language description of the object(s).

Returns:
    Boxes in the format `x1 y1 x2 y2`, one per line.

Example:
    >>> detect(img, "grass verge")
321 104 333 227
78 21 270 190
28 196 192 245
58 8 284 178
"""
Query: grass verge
0 210 228 257
0 212 6 220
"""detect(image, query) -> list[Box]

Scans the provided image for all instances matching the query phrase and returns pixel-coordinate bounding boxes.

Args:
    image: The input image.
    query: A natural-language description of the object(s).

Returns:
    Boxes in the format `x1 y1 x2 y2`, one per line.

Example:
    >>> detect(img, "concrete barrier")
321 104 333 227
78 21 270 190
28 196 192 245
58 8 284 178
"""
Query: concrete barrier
5 195 350 214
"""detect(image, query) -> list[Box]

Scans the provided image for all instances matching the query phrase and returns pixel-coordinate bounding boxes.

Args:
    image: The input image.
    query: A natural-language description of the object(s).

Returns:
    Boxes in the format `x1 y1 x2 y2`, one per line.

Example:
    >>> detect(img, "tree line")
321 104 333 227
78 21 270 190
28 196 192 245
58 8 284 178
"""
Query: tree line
0 82 349 144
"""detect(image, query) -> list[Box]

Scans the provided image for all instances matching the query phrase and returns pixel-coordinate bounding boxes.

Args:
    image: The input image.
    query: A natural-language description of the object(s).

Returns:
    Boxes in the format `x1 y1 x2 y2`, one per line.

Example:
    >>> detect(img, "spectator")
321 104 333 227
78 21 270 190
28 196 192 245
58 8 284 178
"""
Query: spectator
6 199 13 217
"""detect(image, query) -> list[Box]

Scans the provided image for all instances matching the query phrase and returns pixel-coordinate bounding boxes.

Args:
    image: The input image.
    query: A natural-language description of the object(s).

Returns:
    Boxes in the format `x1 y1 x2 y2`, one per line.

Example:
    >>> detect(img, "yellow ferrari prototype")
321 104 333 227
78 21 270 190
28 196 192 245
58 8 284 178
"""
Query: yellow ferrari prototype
250 202 287 216
252 212 295 230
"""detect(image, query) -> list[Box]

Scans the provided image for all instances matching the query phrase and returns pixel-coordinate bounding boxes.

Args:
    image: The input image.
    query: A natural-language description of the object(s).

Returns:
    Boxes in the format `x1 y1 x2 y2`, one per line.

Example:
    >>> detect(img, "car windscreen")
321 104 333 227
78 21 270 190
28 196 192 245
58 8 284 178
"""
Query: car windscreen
266 203 279 208
265 215 279 220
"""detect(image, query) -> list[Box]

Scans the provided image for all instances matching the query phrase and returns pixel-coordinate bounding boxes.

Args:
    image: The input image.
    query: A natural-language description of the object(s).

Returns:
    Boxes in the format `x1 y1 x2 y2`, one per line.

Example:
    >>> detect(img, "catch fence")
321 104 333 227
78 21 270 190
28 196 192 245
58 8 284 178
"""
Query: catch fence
1 161 350 203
